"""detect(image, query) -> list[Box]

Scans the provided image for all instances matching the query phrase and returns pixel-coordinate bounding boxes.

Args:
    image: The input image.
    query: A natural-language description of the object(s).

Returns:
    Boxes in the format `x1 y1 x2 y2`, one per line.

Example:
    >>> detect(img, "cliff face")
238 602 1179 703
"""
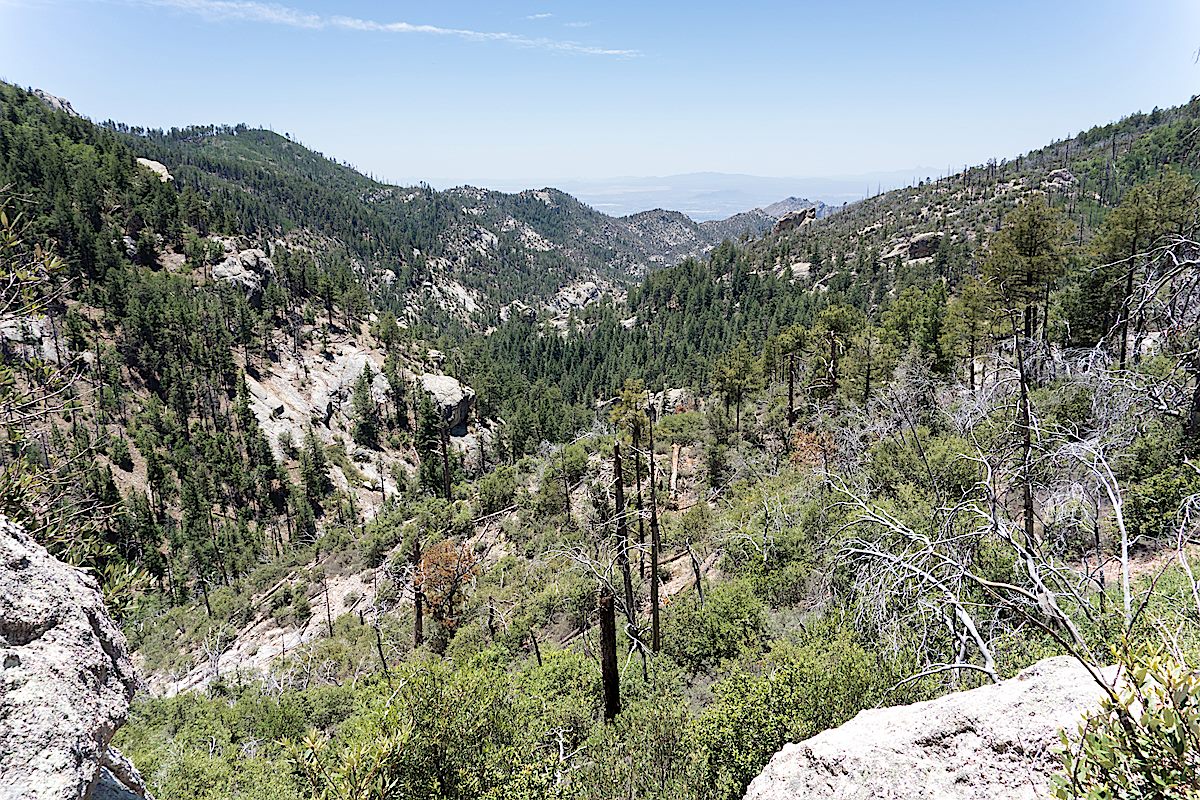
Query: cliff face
0 516 150 800
744 657 1116 800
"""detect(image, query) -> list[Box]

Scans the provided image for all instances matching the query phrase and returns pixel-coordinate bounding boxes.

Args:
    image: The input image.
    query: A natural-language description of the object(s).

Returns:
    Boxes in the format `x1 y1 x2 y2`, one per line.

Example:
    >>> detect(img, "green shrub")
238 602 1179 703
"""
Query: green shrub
662 579 766 673
1053 647 1200 800
1127 465 1200 541
687 627 886 800
476 465 517 516
108 436 134 471
656 411 707 446
291 589 311 622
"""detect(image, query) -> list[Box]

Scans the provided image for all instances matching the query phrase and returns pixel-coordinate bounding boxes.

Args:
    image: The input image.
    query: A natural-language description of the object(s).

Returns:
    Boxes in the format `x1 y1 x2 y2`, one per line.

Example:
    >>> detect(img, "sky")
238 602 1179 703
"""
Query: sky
2 0 1199 189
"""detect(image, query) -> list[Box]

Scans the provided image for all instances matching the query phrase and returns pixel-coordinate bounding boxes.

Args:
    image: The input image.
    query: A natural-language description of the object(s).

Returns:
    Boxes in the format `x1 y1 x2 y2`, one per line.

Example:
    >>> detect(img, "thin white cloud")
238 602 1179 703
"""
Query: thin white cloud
525 12 552 20
143 0 637 56
563 21 591 28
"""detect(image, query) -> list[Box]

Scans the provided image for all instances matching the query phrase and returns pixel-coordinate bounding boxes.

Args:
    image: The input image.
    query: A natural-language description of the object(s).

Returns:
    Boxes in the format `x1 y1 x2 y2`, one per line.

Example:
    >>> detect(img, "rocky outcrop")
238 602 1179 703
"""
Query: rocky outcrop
772 207 817 235
420 373 476 434
761 197 833 220
907 230 943 260
650 387 695 415
134 158 172 183
0 315 60 364
88 750 151 800
211 248 275 303
0 516 150 800
549 281 606 315
1043 168 1077 193
499 300 535 323
33 90 79 118
882 231 943 262
744 657 1115 800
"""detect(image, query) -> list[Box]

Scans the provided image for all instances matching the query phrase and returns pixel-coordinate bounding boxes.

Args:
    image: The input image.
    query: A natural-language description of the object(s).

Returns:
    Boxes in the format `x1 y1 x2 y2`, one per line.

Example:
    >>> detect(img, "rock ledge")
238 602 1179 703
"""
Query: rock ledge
744 656 1115 800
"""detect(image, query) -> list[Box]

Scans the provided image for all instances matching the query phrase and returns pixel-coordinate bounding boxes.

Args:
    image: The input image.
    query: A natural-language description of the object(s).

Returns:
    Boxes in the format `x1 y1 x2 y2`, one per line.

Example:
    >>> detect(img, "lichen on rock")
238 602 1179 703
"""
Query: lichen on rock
0 516 151 800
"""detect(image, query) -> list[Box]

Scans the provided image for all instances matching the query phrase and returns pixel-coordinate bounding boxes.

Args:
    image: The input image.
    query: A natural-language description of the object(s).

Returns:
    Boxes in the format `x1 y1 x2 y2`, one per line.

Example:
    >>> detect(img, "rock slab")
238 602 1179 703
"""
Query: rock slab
421 373 476 433
744 657 1114 800
0 516 149 800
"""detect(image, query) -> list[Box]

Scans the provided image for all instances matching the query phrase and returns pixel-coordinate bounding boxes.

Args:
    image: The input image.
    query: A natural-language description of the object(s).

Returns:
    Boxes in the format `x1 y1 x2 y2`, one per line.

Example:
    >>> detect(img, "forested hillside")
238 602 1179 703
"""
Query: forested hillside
105 116 775 331
458 97 1200 409
3 79 1200 800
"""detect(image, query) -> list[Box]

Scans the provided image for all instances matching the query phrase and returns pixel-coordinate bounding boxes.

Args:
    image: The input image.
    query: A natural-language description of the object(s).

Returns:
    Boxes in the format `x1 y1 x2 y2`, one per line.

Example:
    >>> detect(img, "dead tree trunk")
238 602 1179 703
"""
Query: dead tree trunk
530 630 543 667
787 352 796 427
200 577 213 617
687 542 705 607
613 442 636 626
633 428 647 580
648 407 662 652
412 534 424 647
1010 319 1037 549
372 570 391 687
598 585 621 722
669 444 680 501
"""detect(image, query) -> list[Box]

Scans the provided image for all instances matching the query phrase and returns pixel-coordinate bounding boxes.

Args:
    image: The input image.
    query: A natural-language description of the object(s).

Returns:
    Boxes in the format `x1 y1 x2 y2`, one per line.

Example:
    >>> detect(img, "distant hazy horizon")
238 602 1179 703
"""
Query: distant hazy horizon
440 169 943 219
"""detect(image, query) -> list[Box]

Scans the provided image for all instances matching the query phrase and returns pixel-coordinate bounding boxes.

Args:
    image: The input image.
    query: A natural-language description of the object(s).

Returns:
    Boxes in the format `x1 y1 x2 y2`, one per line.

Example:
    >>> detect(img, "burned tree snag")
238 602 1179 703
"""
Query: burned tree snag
647 406 662 652
787 352 796 427
613 442 636 627
412 533 424 647
598 585 621 721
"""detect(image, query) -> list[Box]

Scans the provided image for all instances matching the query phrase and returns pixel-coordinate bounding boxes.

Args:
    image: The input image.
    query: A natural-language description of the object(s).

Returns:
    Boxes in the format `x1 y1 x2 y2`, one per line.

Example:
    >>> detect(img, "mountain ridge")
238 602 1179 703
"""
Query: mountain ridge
101 118 789 326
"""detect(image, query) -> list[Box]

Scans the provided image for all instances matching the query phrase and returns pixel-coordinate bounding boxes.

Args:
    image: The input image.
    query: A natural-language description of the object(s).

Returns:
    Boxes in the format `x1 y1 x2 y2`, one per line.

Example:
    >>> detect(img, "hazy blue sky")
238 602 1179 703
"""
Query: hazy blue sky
2 0 1198 187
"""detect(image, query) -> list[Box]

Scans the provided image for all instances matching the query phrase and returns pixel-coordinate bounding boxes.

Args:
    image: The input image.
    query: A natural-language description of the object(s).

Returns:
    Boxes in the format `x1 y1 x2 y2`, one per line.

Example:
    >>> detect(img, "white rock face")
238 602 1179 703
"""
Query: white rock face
244 340 381 452
210 248 274 299
0 315 61 364
1043 169 1077 193
744 657 1115 800
0 516 150 800
420 373 476 432
134 158 172 183
646 387 694 417
549 281 604 314
33 89 79 118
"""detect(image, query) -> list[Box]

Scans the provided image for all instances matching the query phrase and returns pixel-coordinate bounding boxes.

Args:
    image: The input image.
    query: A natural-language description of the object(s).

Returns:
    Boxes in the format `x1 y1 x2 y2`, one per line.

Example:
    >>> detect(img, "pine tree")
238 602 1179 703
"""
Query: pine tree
351 365 380 448
300 427 330 505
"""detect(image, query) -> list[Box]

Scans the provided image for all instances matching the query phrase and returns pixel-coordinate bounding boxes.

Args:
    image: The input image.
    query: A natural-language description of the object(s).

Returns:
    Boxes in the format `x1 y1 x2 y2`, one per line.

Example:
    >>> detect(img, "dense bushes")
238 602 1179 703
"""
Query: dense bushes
688 627 891 798
662 580 766 673
118 627 900 800
1054 647 1200 800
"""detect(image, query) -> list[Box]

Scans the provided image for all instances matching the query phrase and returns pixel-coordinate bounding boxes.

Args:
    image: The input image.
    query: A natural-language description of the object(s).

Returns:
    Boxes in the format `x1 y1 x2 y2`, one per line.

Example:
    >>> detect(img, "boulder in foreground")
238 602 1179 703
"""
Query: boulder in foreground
744 656 1115 800
0 516 150 800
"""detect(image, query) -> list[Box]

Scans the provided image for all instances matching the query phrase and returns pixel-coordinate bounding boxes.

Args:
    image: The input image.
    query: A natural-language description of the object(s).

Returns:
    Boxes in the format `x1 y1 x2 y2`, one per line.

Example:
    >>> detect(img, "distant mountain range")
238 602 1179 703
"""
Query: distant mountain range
464 170 939 220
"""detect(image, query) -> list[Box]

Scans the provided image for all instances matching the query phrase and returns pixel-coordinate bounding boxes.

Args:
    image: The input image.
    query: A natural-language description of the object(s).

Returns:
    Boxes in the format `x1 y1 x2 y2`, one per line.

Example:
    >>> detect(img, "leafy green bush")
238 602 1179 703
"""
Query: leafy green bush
687 627 887 799
476 465 517 516
1054 647 1200 800
108 436 134 471
656 411 707 446
662 579 766 673
1127 466 1200 541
